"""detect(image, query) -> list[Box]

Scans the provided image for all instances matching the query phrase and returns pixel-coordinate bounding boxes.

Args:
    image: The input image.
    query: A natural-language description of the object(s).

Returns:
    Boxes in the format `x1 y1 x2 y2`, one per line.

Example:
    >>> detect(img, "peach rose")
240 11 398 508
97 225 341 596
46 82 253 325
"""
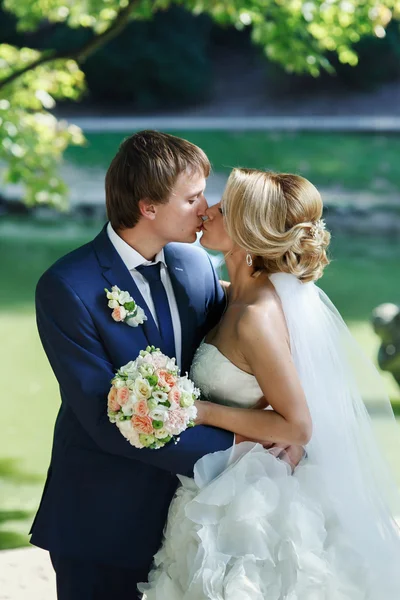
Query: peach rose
134 398 149 418
117 386 130 406
111 306 127 322
107 387 120 412
131 414 153 435
168 386 181 405
157 370 175 390
164 372 177 387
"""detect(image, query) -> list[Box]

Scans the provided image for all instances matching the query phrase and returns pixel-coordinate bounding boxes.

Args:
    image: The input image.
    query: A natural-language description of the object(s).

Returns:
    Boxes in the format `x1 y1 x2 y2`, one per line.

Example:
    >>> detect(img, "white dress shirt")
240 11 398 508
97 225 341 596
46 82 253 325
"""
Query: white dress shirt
107 223 182 367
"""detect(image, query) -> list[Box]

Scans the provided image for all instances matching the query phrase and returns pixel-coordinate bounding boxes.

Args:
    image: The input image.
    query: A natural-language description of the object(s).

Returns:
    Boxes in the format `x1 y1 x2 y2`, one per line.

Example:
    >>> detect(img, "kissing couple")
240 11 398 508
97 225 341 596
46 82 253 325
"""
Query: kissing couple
30 130 400 599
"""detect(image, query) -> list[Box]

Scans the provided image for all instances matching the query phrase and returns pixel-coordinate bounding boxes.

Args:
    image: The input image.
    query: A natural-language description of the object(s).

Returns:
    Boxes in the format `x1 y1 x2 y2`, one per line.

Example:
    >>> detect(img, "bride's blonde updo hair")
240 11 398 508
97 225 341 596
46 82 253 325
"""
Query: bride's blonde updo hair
222 168 331 283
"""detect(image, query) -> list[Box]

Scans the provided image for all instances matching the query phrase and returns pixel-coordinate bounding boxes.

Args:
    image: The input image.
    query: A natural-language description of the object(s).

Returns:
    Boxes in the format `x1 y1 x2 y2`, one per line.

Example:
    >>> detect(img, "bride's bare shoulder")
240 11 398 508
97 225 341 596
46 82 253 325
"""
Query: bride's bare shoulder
236 285 288 344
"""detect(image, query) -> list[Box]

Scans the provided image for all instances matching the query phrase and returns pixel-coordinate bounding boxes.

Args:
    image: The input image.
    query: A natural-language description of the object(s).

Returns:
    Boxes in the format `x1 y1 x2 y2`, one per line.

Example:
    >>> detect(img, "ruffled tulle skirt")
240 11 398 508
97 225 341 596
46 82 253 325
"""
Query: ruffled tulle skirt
139 443 372 600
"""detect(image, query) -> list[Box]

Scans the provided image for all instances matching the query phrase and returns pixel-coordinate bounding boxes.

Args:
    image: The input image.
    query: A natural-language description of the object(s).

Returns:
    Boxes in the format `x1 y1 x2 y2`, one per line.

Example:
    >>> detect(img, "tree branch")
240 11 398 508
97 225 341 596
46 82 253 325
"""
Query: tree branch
0 0 140 91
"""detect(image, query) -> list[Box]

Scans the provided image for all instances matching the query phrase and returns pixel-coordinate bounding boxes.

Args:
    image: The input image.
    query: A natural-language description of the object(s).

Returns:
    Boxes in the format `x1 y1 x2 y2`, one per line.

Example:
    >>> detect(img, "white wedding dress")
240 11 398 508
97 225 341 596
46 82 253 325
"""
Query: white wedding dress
139 274 400 600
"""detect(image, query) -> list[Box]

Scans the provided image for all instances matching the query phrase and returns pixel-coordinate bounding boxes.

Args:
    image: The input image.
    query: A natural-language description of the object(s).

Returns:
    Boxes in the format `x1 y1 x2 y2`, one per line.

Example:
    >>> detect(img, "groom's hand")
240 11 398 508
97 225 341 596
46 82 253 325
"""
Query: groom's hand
268 444 306 472
234 397 306 465
234 433 254 444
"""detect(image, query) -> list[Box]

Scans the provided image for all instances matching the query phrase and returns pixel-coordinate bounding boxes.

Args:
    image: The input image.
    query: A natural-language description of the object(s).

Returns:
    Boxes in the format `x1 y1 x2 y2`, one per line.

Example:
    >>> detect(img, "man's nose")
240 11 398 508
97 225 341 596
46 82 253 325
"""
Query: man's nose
198 194 209 216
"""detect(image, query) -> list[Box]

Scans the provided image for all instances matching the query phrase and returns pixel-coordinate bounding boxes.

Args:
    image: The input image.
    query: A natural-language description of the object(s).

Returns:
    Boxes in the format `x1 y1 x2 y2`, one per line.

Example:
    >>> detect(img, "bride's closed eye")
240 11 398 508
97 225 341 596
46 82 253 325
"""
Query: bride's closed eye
218 207 225 215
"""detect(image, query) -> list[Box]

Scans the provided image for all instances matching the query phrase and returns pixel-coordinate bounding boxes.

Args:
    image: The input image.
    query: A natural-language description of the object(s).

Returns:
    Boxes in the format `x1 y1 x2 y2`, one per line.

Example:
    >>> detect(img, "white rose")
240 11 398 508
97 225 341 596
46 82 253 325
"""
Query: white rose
134 377 152 399
193 386 201 399
186 405 198 421
106 287 120 301
139 354 154 365
154 428 169 439
108 299 119 309
126 315 141 328
134 306 147 324
180 391 194 408
151 352 168 369
166 357 177 372
119 360 135 373
117 420 144 448
121 361 140 380
178 375 194 395
118 290 133 305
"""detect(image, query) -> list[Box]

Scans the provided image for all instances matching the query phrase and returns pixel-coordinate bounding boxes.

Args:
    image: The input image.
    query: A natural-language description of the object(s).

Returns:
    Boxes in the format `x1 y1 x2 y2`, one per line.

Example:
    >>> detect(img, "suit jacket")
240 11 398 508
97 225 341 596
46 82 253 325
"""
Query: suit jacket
30 224 233 569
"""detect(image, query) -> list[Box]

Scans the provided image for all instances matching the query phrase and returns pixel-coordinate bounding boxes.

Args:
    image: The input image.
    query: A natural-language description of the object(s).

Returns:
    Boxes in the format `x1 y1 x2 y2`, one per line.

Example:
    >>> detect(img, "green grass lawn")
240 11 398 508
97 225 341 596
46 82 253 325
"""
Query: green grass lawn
65 131 400 192
1 217 399 549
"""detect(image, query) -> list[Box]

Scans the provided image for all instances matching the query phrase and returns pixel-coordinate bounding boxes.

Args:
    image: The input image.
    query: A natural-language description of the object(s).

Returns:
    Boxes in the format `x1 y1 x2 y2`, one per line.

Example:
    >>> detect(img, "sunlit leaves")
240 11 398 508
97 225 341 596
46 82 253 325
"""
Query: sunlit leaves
0 45 85 207
0 103 85 208
173 0 400 74
1 0 399 206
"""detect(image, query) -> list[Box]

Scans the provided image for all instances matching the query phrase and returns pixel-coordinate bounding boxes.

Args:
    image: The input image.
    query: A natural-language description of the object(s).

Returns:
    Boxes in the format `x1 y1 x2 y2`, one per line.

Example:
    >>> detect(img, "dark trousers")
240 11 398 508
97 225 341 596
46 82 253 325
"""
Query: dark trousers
50 552 149 600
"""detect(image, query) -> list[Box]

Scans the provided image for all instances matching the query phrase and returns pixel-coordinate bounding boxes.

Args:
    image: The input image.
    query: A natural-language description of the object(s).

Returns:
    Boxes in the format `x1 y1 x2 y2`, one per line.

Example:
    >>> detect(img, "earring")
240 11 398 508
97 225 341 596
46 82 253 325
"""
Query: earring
246 253 253 267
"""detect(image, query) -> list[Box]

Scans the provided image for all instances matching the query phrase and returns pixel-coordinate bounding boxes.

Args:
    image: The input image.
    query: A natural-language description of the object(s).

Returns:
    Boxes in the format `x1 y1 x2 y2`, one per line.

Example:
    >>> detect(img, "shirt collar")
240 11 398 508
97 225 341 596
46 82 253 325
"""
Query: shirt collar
106 222 166 271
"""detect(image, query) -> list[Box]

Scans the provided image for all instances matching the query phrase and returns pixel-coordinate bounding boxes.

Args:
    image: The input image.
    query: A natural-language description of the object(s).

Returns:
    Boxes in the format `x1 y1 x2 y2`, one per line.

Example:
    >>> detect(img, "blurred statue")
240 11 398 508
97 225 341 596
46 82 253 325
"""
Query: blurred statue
372 303 400 387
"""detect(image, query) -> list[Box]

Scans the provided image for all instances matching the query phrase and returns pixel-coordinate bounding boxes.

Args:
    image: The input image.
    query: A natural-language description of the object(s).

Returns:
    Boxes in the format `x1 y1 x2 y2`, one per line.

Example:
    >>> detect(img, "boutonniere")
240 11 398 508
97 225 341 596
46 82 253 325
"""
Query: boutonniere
105 286 147 328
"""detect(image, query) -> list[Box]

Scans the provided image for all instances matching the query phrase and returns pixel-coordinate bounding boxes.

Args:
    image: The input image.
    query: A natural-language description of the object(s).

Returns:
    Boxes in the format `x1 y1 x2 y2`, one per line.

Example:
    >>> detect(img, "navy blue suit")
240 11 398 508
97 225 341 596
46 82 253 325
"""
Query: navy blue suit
30 225 233 596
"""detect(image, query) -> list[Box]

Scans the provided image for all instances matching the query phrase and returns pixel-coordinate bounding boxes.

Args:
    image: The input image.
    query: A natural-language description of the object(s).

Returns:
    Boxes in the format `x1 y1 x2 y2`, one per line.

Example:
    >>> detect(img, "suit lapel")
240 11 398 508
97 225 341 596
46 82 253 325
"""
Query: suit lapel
92 225 163 351
164 244 198 373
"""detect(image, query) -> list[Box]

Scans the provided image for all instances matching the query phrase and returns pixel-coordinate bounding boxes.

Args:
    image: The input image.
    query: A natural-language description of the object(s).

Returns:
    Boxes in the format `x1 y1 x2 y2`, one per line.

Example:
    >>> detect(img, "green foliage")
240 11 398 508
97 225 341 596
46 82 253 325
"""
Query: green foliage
1 0 400 206
334 19 400 89
0 44 85 207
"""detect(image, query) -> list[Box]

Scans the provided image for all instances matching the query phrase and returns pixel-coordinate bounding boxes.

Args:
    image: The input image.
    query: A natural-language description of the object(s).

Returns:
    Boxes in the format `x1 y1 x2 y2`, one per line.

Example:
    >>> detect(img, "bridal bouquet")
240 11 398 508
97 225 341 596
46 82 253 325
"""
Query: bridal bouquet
107 346 199 449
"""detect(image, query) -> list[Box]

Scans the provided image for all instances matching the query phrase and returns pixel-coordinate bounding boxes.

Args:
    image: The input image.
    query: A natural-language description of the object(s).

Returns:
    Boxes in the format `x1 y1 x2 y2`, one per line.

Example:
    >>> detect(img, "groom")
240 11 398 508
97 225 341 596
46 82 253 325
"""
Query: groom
30 130 235 599
30 130 303 599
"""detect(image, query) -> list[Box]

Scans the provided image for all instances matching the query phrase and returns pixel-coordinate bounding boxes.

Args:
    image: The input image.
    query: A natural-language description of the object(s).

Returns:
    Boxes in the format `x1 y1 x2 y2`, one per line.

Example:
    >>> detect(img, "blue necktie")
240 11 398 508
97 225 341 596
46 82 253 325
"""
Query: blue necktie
136 263 176 359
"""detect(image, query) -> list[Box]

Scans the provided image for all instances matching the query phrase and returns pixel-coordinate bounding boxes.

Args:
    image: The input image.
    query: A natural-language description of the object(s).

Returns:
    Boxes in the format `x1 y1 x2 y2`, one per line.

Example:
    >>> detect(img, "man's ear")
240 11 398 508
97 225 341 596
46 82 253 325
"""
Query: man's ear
138 198 157 221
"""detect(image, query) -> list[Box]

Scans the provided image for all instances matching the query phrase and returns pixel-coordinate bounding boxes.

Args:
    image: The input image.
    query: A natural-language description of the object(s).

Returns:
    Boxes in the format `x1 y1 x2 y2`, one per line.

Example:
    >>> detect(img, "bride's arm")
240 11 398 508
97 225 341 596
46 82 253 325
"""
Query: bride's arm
195 305 312 446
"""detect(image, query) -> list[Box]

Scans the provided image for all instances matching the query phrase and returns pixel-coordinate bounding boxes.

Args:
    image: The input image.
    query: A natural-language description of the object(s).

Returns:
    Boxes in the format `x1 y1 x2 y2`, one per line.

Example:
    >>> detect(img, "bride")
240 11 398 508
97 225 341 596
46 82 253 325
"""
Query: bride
139 168 400 599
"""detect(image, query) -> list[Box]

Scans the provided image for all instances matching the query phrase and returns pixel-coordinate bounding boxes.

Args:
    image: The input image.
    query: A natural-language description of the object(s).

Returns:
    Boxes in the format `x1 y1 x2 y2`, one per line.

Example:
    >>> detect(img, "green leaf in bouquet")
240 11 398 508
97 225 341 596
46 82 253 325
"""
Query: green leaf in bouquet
146 375 158 387
159 435 172 444
124 301 137 312
160 400 171 408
